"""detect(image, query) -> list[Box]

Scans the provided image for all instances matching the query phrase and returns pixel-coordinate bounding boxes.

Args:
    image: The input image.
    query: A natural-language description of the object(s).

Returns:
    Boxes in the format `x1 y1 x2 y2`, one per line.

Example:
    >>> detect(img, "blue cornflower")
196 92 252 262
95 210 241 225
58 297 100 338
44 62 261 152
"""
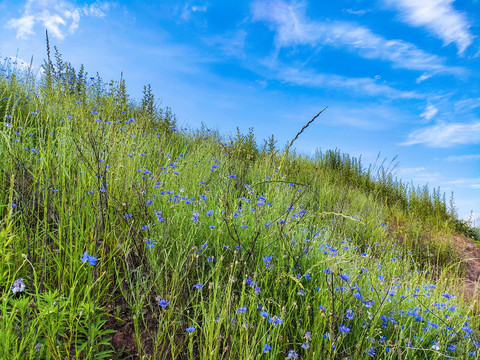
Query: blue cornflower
186 326 195 333
158 299 170 308
192 211 199 222
12 278 25 293
193 283 203 290
263 344 271 353
362 299 374 308
146 239 155 249
287 350 298 358
354 292 363 300
448 344 456 352
260 311 268 318
81 251 97 266
206 210 214 215
346 309 354 320
339 325 350 333
237 307 247 313
339 274 349 282
366 347 376 356
207 256 215 263
209 225 216 229
302 342 309 349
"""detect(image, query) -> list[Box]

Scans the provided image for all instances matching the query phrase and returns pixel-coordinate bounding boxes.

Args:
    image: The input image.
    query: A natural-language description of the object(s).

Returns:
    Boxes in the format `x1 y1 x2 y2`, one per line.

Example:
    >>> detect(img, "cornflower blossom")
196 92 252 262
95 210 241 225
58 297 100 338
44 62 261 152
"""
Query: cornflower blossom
192 211 199 222
186 326 195 333
146 239 155 249
346 309 354 320
287 350 298 358
366 348 376 357
339 325 350 333
362 299 374 308
12 278 25 293
81 251 97 266
193 283 203 290
158 299 170 308
354 292 363 300
263 344 271 353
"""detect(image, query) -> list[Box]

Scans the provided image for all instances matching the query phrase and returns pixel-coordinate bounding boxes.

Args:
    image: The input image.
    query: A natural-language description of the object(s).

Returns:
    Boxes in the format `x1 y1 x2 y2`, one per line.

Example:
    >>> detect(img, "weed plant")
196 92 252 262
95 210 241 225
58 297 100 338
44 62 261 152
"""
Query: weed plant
1 52 479 359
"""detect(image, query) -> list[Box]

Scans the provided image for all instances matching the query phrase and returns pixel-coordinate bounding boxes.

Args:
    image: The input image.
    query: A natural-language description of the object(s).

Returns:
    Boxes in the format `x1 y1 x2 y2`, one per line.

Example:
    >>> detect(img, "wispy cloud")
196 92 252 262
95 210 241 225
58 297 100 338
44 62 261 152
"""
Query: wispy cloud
344 9 371 16
401 121 480 147
205 30 247 58
444 154 480 162
251 0 464 76
271 65 419 99
416 73 433 83
181 3 208 21
420 104 438 121
382 0 473 54
6 0 109 40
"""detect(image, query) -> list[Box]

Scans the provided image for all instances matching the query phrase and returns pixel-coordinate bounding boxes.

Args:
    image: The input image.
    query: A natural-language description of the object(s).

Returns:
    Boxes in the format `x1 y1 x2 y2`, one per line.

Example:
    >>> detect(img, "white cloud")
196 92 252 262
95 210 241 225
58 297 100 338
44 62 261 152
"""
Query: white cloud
206 30 247 58
191 5 207 12
6 0 109 40
444 154 480 162
345 9 371 16
251 0 464 76
420 104 438 121
401 121 480 147
272 65 418 99
181 3 207 21
454 98 480 112
382 0 473 54
416 73 433 83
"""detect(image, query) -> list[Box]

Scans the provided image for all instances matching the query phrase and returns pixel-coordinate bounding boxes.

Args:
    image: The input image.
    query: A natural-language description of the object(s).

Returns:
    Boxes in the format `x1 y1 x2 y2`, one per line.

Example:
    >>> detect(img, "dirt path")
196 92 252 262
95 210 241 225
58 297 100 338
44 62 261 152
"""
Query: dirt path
453 234 480 298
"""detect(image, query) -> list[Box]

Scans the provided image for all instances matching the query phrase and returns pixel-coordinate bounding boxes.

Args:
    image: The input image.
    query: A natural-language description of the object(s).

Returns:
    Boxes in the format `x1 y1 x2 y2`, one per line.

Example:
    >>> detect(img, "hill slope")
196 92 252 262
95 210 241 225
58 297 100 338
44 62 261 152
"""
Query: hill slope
1 56 480 359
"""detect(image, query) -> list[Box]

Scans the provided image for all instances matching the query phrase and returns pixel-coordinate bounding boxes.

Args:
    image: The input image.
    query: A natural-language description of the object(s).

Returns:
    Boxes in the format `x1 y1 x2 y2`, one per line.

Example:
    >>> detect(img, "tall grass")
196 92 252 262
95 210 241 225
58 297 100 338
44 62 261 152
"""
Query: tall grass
1 52 479 359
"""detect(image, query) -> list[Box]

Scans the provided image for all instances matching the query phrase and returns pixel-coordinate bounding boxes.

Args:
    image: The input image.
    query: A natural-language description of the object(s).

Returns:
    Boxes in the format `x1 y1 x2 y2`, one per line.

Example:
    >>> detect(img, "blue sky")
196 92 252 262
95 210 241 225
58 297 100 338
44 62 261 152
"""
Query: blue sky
1 0 479 222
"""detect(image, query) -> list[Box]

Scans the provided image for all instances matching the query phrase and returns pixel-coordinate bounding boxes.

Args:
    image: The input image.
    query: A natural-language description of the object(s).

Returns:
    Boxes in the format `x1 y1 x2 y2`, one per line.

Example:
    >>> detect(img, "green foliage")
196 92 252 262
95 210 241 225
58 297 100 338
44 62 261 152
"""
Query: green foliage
1 49 479 360
228 126 259 166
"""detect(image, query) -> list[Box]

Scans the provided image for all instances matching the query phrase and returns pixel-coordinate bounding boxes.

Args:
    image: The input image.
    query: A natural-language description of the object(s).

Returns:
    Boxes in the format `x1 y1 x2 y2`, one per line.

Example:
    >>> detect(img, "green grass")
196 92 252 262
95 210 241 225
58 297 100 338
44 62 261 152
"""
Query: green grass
1 54 480 359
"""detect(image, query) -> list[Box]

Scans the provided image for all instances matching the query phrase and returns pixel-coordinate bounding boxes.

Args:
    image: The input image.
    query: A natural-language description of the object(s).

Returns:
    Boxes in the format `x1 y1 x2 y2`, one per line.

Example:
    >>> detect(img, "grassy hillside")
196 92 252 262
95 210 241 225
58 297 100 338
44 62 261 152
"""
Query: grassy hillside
1 54 480 359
